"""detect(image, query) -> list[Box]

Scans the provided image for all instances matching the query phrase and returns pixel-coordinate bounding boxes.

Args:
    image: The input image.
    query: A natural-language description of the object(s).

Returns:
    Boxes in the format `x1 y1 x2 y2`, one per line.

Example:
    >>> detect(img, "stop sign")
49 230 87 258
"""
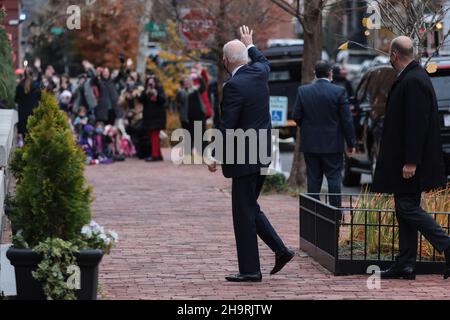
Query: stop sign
180 8 214 49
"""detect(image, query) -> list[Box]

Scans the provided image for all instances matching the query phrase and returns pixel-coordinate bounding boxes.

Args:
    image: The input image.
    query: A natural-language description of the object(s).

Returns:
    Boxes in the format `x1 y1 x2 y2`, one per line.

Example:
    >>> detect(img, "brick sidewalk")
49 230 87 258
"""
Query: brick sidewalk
86 149 450 300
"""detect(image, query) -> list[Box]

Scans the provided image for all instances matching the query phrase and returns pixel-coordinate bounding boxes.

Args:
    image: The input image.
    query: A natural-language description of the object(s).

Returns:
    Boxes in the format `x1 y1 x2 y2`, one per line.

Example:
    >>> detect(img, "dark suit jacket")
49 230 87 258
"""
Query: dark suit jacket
218 46 272 179
293 79 356 153
372 61 446 194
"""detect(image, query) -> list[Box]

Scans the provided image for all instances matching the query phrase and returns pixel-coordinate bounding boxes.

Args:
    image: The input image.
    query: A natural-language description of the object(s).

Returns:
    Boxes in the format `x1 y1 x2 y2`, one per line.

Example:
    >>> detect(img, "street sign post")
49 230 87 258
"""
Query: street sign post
146 22 166 39
50 27 65 36
267 96 289 175
270 96 288 128
180 8 214 49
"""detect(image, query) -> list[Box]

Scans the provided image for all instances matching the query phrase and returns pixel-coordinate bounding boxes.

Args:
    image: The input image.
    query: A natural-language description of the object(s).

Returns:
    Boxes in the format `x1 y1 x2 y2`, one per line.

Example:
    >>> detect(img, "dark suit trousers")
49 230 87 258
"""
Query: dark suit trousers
304 153 343 207
394 193 450 268
231 173 286 274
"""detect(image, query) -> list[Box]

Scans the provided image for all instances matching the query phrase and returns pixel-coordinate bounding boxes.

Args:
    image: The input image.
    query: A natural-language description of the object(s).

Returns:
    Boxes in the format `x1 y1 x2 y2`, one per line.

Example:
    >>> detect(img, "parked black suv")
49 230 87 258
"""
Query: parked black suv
263 45 303 138
343 57 450 186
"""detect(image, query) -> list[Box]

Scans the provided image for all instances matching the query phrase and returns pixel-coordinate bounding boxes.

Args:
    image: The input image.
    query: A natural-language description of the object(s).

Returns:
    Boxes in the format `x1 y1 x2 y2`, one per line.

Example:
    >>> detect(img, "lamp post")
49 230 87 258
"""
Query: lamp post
435 22 444 56
8 13 27 26
8 12 27 68
50 27 69 75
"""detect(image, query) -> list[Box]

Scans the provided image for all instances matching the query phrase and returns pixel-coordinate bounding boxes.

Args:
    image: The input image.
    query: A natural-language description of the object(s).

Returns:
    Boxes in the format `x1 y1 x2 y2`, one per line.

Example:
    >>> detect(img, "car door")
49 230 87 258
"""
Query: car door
366 67 397 165
352 70 372 164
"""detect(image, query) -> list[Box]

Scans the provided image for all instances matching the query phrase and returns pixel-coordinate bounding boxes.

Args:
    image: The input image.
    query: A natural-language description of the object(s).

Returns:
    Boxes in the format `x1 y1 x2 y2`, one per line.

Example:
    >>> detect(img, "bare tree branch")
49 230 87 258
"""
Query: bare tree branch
373 0 450 57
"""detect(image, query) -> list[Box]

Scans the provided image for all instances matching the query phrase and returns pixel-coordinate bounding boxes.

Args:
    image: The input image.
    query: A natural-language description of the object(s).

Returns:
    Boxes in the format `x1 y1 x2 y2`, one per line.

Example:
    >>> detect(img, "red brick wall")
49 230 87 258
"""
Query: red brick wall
267 4 296 39
257 3 297 49
1 0 19 67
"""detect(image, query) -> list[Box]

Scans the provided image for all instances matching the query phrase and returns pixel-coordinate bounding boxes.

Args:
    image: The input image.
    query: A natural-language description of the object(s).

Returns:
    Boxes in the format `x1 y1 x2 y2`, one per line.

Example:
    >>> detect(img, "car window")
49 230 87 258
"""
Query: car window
348 56 374 65
269 70 290 82
430 75 450 101
367 68 396 107
356 72 371 102
269 65 301 83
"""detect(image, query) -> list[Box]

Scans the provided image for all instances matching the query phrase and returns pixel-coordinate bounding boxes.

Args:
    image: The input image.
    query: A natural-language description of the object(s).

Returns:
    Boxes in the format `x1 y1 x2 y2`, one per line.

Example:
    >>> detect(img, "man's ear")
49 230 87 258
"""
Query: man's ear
223 58 229 72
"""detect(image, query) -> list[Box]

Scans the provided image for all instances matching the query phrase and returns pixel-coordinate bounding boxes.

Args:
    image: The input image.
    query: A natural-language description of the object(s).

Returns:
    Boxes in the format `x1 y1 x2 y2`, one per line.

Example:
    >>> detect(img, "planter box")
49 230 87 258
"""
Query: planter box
6 247 103 300
299 193 449 276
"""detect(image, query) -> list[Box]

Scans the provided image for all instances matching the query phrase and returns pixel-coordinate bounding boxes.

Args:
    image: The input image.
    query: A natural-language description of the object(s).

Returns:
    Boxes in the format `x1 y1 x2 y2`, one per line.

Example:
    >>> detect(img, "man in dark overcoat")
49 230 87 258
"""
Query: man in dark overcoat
372 36 450 280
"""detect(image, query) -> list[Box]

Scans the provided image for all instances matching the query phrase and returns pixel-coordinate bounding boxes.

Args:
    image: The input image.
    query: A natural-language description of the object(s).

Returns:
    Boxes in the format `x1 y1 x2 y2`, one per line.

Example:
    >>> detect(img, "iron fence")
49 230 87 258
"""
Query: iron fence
299 193 449 275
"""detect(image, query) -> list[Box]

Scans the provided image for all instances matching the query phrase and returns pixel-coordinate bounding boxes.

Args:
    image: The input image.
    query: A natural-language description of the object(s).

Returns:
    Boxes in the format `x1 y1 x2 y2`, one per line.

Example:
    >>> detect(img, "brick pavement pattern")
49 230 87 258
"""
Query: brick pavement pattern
85 149 450 300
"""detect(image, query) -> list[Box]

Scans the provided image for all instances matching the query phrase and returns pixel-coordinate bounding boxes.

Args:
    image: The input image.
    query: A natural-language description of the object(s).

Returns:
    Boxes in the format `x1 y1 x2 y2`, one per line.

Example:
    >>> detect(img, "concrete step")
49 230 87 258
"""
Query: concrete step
0 109 18 168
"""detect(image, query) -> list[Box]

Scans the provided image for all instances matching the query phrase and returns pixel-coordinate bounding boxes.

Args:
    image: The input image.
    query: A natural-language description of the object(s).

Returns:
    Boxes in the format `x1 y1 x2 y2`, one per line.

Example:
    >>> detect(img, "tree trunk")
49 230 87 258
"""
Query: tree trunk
217 62 227 99
216 0 228 106
287 1 323 188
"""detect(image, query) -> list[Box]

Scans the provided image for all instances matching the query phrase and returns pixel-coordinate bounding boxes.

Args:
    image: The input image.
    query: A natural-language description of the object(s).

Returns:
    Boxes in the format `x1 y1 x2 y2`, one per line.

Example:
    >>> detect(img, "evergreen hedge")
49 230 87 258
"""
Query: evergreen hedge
10 92 92 247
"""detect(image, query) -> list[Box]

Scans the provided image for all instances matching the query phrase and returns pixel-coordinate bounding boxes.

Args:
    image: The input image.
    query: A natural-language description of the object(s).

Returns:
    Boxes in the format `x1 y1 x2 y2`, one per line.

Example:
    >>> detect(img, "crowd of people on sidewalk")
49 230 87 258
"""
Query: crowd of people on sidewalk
14 56 218 165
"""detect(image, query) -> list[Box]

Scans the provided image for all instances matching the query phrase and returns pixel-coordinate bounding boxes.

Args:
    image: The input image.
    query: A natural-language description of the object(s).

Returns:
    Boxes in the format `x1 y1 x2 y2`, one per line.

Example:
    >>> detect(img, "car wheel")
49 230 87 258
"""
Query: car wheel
343 154 361 187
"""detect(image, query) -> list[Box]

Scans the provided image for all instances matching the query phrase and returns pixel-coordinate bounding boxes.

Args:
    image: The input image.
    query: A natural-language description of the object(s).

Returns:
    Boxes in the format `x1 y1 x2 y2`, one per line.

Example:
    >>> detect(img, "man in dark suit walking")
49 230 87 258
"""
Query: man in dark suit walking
293 61 356 208
207 26 294 282
372 36 450 280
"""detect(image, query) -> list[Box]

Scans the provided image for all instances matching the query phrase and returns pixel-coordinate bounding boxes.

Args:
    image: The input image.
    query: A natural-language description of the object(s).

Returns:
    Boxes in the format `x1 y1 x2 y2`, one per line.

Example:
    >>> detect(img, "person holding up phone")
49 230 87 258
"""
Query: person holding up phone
138 76 167 162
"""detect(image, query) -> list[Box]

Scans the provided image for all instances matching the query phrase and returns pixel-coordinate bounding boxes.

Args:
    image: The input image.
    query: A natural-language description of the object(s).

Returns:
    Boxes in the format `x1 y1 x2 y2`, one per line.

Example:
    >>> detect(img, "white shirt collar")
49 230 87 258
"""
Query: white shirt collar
232 65 245 77
317 78 331 82
230 45 256 77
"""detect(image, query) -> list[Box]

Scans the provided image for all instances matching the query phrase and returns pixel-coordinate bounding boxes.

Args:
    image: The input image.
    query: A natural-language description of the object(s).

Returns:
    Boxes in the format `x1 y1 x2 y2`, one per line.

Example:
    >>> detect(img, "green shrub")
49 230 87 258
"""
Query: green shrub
10 92 92 247
0 9 17 109
262 173 288 194
32 238 80 300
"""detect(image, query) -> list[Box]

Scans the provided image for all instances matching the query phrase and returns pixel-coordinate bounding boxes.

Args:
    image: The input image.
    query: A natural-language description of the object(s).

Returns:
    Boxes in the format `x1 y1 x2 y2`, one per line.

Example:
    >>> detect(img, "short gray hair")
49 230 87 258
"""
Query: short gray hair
223 40 249 64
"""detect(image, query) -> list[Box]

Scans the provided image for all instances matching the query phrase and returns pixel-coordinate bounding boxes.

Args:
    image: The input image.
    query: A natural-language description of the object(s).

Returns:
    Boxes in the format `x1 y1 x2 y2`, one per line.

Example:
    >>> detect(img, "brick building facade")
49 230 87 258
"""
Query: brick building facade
1 0 19 67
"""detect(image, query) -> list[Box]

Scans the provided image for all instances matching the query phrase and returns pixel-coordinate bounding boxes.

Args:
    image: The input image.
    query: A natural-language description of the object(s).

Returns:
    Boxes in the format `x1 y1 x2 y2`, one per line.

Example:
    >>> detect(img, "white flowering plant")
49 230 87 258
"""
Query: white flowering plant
11 221 118 300
80 220 118 254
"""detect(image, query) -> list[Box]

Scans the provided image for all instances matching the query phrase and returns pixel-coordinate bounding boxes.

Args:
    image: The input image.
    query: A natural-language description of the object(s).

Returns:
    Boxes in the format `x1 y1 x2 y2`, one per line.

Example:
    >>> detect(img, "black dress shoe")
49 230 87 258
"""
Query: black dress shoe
147 156 163 162
444 268 450 280
225 273 262 282
379 265 416 280
271 248 295 275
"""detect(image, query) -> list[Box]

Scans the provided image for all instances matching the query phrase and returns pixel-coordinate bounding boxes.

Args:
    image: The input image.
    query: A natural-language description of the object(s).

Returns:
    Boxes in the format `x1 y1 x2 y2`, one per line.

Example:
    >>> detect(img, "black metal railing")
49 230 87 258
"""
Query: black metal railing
300 193 450 275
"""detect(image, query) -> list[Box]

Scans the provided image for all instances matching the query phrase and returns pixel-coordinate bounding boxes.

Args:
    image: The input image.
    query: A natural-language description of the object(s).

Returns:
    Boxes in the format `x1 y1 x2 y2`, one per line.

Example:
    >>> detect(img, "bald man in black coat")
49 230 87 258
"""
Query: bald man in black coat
372 36 450 280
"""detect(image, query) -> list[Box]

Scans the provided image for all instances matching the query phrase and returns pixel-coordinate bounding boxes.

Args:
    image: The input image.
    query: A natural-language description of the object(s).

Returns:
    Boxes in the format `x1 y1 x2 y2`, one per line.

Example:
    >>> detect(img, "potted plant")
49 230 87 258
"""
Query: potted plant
6 92 117 300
